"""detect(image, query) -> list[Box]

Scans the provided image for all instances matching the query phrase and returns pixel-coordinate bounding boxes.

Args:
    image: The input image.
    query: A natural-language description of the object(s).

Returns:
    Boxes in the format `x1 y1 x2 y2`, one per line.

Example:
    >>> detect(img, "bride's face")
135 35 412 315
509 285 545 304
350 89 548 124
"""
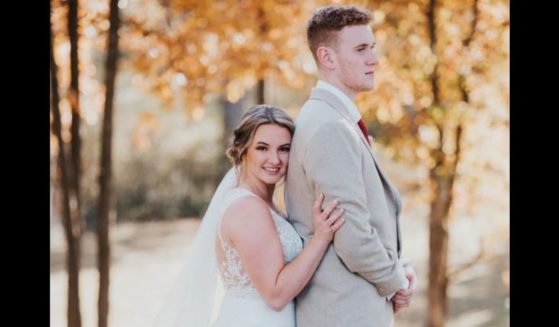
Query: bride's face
242 124 291 186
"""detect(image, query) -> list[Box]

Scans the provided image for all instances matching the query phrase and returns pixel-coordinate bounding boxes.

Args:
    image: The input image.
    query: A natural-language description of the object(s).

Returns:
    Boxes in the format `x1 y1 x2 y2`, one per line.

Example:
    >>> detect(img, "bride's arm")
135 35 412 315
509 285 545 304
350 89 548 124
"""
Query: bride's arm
222 194 343 311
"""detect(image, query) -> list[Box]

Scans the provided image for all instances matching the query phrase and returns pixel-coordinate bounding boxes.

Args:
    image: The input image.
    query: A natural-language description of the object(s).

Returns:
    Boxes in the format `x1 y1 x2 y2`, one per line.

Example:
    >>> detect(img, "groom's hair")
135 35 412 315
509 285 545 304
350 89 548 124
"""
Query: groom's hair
307 5 372 61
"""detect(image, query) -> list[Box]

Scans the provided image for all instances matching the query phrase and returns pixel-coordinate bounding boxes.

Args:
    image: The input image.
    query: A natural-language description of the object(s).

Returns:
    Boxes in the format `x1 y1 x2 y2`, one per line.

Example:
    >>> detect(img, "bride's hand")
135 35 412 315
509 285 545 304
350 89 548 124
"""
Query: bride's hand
312 193 345 243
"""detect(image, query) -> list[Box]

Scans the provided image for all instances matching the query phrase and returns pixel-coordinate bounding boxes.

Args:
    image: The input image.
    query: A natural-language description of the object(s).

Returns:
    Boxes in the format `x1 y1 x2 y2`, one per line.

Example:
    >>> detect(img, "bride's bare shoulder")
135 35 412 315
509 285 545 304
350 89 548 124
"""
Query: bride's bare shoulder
222 195 275 236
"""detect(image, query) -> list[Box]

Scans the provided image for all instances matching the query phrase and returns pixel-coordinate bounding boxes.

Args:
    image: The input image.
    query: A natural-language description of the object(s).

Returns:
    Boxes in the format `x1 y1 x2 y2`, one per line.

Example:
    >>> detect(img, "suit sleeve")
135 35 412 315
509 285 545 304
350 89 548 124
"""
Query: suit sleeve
303 120 407 296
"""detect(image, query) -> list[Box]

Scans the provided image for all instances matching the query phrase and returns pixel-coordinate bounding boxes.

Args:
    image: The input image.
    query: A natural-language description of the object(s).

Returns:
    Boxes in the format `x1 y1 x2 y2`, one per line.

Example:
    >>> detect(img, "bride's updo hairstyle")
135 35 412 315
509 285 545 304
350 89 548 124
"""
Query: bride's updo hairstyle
226 104 295 166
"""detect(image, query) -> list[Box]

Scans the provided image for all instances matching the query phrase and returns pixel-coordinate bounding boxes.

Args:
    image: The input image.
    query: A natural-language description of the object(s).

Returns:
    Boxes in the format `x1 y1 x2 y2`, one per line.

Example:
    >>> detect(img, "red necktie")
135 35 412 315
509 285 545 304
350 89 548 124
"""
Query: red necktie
357 118 370 145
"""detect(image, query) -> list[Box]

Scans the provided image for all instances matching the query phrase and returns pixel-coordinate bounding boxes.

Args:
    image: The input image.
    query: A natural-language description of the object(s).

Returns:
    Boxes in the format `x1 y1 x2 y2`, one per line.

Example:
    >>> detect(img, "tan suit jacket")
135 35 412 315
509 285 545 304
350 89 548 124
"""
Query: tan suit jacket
285 88 407 327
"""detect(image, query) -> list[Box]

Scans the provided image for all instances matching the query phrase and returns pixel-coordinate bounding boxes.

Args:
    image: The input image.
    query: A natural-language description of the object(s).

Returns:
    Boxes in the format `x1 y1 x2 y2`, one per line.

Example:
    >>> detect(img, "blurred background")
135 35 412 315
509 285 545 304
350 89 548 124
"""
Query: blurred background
50 0 509 326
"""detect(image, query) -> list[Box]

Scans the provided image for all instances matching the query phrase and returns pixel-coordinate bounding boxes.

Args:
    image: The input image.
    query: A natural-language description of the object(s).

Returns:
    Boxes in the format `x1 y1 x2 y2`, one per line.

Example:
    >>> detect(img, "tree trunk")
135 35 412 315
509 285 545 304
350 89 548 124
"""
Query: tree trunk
426 1 448 326
97 1 120 326
51 10 82 327
427 0 440 105
427 123 463 327
68 0 83 233
256 5 267 105
222 95 245 146
425 0 472 324
427 160 450 327
256 79 265 104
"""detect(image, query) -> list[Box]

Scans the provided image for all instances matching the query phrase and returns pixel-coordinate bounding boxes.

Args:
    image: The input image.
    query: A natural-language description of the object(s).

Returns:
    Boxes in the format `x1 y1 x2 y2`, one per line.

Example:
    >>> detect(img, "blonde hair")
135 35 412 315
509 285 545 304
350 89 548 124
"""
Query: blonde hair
226 105 294 166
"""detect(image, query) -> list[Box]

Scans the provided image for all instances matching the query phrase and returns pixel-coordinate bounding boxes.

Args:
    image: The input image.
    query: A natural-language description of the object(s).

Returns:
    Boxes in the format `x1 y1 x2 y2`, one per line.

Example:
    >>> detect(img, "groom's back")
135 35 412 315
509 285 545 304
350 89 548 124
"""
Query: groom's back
285 100 324 241
285 99 395 327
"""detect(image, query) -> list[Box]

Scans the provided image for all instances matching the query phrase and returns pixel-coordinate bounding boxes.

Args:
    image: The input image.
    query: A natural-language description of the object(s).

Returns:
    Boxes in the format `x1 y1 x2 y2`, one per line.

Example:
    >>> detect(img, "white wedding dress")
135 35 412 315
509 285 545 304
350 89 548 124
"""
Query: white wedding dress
212 187 303 327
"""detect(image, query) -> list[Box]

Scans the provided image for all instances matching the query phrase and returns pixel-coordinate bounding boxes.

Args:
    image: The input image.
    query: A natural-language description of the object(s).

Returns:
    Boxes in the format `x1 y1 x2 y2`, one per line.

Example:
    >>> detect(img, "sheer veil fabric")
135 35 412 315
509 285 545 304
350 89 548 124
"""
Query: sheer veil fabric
153 168 238 327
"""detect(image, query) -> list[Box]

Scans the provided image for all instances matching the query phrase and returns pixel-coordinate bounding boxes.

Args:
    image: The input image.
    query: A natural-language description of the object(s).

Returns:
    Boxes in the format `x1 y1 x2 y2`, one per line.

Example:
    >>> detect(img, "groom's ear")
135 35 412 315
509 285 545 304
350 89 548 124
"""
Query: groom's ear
317 46 335 70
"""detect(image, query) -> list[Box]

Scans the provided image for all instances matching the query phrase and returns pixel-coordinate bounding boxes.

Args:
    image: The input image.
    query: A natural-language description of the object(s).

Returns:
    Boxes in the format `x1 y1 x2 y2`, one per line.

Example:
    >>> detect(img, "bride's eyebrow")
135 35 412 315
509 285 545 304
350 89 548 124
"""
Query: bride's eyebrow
255 141 291 148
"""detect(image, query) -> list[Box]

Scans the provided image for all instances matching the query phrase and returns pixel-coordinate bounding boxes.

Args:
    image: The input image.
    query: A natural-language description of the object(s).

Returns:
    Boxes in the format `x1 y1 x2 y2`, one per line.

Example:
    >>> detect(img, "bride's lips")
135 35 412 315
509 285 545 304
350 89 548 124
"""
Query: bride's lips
263 167 281 175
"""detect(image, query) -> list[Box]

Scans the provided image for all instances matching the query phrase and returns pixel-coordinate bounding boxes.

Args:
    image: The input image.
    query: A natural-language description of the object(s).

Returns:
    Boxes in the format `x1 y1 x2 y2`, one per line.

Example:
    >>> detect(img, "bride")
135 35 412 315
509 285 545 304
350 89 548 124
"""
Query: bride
154 105 345 326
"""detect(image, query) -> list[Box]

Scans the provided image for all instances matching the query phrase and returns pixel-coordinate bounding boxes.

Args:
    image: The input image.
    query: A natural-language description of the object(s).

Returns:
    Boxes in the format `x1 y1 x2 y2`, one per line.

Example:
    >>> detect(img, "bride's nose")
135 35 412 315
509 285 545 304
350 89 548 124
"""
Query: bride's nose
268 151 280 164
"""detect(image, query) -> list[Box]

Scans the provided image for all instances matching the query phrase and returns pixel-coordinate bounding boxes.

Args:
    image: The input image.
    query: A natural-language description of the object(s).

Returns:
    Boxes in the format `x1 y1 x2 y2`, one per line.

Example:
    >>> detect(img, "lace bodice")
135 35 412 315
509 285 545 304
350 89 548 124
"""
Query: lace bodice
216 188 303 297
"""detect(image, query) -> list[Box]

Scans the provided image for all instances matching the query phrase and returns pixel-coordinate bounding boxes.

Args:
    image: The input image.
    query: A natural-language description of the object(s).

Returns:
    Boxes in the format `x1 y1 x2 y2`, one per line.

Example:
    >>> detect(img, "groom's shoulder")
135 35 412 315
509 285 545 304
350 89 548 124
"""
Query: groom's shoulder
296 100 338 126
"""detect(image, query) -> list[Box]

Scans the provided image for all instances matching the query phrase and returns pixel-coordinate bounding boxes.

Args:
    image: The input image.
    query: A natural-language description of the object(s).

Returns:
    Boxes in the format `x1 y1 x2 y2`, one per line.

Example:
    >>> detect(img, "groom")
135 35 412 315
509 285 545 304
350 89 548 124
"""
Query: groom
285 5 416 327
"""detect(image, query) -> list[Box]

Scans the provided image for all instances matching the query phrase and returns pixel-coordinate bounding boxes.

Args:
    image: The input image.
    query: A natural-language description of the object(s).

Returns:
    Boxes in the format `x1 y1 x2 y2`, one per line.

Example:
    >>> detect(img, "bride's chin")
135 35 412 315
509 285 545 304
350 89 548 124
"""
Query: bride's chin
261 174 283 184
264 177 280 184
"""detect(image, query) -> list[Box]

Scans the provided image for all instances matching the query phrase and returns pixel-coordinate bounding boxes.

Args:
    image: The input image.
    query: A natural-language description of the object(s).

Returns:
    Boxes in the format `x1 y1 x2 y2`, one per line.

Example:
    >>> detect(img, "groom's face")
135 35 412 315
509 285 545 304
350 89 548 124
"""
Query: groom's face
243 124 291 186
332 24 378 95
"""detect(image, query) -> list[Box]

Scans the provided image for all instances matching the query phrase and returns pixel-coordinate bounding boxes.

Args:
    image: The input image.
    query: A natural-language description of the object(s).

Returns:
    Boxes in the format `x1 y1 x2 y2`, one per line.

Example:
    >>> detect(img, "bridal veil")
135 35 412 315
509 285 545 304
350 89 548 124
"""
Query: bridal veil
153 167 238 327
